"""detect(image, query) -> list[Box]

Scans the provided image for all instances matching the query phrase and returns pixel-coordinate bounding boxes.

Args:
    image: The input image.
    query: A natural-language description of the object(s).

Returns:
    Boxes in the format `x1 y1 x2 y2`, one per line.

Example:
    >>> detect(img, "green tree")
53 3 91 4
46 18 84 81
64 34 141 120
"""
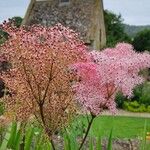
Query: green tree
0 30 9 45
9 16 23 28
132 29 150 52
0 17 23 45
104 10 131 46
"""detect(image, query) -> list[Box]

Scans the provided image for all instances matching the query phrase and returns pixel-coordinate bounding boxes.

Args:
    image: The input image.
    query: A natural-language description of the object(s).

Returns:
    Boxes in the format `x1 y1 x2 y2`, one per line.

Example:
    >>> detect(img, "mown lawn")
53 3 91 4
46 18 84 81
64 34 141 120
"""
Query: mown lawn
76 115 150 139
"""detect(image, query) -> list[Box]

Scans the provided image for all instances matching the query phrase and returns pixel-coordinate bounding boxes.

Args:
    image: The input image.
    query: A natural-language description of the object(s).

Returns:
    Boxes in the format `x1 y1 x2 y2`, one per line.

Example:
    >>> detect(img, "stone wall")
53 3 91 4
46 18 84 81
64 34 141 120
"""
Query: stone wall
23 0 106 49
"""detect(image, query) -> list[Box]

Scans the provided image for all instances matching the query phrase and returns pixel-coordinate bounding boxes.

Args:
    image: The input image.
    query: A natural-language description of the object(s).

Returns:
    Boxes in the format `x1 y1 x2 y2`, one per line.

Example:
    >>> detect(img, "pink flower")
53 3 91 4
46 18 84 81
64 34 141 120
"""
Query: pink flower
72 43 150 116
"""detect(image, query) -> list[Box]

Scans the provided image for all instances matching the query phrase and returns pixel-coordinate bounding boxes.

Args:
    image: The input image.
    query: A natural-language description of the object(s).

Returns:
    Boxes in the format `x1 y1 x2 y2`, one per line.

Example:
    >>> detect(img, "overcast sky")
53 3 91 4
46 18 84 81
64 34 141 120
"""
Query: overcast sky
0 0 150 25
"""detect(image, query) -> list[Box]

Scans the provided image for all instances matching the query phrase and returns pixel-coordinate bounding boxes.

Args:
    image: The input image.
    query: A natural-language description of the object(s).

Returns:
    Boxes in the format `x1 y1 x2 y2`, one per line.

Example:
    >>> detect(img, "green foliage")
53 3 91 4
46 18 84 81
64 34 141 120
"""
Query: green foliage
115 92 126 108
63 128 78 150
123 101 150 112
0 16 23 45
139 82 150 106
0 122 21 150
104 10 131 47
147 106 150 113
0 122 52 150
96 136 102 150
89 137 94 150
141 119 147 150
107 129 113 150
132 29 150 52
1 117 150 149
116 82 150 111
10 16 23 28
0 30 9 45
133 84 143 101
133 82 150 106
24 125 35 150
123 24 150 38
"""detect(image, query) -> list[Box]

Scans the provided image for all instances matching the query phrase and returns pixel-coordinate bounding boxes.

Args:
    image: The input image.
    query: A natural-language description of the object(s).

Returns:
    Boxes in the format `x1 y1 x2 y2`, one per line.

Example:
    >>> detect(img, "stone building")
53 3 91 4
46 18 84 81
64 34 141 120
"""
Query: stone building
22 0 106 50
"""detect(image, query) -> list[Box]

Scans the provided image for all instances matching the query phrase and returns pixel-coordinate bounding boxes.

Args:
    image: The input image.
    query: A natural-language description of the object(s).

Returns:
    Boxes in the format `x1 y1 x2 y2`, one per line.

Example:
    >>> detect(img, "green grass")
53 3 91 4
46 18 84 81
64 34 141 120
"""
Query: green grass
75 115 150 139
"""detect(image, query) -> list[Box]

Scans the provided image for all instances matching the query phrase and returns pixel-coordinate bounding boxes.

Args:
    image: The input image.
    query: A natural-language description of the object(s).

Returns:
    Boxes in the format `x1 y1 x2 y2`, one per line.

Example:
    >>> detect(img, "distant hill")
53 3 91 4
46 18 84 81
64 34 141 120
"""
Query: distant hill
123 24 150 37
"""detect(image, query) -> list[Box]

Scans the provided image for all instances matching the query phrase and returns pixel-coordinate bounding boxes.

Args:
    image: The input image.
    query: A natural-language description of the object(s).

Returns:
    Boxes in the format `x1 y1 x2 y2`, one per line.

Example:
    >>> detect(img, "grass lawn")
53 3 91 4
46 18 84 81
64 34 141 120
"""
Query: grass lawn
76 115 150 139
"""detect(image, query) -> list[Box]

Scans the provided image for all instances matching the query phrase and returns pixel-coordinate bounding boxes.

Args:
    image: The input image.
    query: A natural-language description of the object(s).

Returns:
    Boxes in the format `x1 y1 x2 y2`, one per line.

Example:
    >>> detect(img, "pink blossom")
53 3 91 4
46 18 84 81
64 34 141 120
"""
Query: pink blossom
0 22 90 134
72 43 150 116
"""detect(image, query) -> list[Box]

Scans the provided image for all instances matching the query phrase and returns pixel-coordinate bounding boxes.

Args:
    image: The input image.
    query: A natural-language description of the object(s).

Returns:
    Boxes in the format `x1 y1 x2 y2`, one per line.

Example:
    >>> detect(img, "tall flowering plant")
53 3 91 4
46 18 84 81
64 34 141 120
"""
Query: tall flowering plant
72 43 150 149
0 22 89 148
1 20 150 149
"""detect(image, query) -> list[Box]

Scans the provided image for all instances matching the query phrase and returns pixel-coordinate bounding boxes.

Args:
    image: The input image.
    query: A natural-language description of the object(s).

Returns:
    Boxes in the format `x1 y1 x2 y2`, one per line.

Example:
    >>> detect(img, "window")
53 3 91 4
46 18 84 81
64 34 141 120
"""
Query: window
60 0 70 2
59 0 70 6
36 0 47 1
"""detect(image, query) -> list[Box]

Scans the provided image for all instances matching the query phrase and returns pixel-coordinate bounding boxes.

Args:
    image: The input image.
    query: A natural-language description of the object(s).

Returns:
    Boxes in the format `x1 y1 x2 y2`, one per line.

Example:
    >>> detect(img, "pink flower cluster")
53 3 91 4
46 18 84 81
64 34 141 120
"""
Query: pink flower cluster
72 43 150 115
1 20 150 120
0 22 89 124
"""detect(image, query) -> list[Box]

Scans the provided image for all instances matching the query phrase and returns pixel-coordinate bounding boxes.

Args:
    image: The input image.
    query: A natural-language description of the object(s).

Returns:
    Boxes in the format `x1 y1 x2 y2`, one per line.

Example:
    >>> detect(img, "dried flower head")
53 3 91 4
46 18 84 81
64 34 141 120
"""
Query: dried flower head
0 22 89 136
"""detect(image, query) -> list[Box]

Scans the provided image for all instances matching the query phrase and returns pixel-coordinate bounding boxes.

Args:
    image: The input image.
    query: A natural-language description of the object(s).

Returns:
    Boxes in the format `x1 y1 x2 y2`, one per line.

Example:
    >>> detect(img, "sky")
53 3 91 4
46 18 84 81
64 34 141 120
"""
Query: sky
0 0 150 25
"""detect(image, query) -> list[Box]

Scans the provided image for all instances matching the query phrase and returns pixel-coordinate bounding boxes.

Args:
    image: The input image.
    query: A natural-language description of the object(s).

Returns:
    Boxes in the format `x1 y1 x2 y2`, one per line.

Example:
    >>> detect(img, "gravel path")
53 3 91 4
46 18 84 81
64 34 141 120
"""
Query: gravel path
101 109 150 118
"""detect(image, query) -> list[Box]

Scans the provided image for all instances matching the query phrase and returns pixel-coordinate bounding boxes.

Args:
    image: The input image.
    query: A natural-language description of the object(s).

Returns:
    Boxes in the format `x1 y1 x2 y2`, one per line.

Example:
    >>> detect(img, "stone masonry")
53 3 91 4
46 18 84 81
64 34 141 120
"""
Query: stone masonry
22 0 106 50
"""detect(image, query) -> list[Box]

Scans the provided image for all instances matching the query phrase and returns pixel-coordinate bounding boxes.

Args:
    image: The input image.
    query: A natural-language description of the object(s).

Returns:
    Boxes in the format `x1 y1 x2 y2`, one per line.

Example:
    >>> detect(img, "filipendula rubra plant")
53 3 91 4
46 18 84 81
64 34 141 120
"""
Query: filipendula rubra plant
72 43 150 149
0 21 90 149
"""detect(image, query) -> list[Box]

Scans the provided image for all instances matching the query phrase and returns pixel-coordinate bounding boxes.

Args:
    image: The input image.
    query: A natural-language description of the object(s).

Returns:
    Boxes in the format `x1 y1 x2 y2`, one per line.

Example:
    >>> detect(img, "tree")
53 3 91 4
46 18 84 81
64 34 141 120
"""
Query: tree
9 16 23 28
0 17 23 45
0 22 89 148
104 10 131 46
72 43 150 149
132 29 150 52
0 29 9 45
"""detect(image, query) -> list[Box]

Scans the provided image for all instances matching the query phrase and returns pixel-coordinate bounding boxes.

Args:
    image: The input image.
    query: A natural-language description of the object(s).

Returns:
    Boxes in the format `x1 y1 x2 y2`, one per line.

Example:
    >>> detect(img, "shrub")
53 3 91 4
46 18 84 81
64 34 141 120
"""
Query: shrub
132 82 150 106
1 20 150 149
147 106 150 113
123 101 149 112
133 84 143 100
132 29 150 52
129 101 140 108
139 82 150 106
0 22 89 146
115 92 127 108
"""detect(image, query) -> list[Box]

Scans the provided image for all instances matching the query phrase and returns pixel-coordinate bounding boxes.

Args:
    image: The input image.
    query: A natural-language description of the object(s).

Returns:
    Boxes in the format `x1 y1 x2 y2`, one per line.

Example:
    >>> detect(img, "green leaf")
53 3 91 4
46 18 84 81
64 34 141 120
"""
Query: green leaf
107 127 113 150
0 126 11 150
63 132 71 150
96 136 102 150
89 137 94 150
45 140 52 150
7 122 18 149
24 126 34 150
141 119 147 150
14 129 22 150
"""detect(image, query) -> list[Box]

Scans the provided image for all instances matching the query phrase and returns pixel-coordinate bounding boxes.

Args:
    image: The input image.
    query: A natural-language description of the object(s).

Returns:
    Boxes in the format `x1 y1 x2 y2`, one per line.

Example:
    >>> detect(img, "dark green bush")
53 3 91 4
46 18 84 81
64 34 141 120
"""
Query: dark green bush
132 82 150 106
132 29 150 52
115 92 127 108
139 82 150 106
116 82 150 109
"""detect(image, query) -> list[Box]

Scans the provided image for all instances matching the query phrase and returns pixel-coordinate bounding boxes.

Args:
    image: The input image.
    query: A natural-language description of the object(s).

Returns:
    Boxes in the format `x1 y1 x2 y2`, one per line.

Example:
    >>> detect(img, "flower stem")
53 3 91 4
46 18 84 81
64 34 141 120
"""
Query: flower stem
79 114 96 150
39 103 56 150
50 139 56 150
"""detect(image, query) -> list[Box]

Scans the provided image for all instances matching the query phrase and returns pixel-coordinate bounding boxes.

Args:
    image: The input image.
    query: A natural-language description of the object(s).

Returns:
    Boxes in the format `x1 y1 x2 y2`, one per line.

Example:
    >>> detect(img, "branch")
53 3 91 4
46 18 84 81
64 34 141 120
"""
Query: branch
41 58 54 104
79 114 96 150
21 60 38 102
